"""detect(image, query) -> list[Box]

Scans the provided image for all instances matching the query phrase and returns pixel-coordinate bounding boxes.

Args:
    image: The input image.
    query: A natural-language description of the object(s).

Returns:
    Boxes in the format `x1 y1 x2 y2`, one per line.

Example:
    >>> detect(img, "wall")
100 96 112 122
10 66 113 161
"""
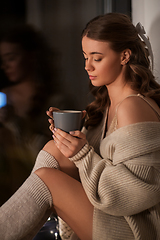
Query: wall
132 0 160 83
26 0 101 110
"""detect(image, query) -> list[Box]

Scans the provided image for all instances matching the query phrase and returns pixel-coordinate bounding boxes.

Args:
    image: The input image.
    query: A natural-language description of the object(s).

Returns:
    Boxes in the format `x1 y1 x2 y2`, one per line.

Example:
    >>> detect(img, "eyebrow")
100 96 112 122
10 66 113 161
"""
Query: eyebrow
83 51 103 55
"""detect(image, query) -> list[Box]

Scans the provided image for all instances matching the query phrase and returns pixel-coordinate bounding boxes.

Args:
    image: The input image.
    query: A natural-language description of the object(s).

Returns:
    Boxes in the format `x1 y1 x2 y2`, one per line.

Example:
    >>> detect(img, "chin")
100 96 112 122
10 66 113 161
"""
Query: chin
91 82 104 87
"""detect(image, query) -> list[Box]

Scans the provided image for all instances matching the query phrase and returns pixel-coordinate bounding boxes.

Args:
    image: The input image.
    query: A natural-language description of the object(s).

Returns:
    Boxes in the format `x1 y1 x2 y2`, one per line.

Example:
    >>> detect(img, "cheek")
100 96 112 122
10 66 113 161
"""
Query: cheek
107 58 122 75
100 63 112 77
100 61 122 84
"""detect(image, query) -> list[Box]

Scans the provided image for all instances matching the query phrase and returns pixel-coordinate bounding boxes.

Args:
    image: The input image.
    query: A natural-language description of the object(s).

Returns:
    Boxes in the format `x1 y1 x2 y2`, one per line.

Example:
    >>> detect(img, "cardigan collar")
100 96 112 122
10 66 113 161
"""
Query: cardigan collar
100 121 160 165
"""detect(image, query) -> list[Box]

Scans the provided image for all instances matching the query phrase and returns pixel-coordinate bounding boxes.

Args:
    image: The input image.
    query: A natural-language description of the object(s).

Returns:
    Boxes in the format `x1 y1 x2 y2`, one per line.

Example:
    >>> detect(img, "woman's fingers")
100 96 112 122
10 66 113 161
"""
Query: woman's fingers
52 131 74 158
82 110 86 119
48 118 54 131
54 129 85 143
69 130 86 139
49 124 54 131
48 118 54 124
46 107 59 132
52 128 87 158
53 129 76 146
46 107 59 119
46 110 53 119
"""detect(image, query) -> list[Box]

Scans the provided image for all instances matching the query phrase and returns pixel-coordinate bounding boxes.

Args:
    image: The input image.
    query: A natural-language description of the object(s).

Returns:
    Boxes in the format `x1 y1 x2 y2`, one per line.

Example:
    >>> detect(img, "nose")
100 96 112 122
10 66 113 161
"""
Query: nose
85 60 94 72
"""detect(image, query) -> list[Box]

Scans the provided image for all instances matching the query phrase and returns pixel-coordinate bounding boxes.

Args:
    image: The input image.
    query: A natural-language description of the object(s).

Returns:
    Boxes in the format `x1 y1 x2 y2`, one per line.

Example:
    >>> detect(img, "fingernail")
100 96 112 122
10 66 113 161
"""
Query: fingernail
69 131 75 134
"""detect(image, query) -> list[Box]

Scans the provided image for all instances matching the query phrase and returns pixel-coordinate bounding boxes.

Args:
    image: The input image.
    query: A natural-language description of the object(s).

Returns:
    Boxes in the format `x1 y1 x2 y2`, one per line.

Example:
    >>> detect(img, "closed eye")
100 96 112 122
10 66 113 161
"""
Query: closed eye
94 58 102 62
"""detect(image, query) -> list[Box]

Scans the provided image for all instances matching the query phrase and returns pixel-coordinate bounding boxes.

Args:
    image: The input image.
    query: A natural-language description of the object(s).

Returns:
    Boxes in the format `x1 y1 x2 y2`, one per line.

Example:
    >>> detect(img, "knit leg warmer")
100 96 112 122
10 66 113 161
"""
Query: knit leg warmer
32 150 74 240
32 149 59 173
0 150 60 240
0 173 52 240
34 151 74 240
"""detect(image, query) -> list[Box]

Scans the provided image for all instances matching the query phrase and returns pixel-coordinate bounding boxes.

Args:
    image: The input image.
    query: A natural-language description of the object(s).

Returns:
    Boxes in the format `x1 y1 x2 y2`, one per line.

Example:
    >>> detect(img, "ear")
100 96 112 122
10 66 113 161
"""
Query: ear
121 49 131 65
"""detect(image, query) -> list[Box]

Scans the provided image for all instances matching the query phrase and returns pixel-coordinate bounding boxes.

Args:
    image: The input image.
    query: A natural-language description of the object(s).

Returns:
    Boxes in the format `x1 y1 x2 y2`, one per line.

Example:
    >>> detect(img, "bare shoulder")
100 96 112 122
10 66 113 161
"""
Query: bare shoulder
117 96 160 128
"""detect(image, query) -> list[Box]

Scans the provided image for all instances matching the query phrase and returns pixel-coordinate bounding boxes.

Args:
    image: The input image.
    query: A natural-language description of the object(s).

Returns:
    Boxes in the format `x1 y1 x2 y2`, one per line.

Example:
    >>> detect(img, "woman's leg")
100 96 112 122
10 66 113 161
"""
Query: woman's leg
0 139 91 240
42 140 80 181
0 146 60 240
42 140 82 240
35 168 93 240
0 173 53 240
36 137 93 240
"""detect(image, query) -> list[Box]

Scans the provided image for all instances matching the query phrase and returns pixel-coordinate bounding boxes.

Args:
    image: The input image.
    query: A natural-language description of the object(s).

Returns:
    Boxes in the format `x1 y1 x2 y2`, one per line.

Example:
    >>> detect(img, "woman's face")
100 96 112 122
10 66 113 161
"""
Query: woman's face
0 42 32 82
82 36 124 88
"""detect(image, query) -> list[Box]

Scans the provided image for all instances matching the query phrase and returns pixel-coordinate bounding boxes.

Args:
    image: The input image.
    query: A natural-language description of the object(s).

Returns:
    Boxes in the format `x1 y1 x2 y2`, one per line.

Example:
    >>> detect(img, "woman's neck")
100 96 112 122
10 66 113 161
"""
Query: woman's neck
107 83 138 109
106 83 138 129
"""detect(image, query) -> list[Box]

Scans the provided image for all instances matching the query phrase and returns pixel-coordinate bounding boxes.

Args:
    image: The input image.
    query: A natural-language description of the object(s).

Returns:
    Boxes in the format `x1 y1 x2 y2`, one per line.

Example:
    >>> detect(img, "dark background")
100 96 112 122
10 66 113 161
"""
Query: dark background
0 0 131 110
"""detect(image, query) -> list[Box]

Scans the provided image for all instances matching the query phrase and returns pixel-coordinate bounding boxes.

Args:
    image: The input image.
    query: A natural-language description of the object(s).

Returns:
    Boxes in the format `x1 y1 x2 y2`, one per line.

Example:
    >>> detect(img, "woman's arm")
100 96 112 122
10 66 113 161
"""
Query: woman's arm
47 102 160 217
52 125 160 217
69 137 160 217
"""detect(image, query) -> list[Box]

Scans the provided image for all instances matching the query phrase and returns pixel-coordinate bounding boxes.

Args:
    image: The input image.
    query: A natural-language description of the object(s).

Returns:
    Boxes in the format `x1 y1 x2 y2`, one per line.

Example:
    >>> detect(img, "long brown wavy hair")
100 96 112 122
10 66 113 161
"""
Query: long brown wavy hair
82 13 160 129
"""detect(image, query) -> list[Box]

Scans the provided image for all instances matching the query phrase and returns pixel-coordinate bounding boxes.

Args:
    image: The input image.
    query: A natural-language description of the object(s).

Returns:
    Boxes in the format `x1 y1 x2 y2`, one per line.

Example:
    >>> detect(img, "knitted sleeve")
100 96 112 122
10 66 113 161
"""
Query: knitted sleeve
69 122 160 217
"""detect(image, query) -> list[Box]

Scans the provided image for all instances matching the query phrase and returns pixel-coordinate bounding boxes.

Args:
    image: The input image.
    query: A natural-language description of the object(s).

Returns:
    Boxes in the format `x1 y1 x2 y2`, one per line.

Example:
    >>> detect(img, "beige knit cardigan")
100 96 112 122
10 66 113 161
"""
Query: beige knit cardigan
69 122 160 240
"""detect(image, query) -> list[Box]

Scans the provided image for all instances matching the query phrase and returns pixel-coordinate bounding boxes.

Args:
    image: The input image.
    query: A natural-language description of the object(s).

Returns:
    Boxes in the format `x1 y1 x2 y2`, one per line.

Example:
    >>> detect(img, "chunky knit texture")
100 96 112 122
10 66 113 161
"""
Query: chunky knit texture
32 149 59 172
32 151 72 240
69 122 160 240
0 173 53 240
0 150 59 240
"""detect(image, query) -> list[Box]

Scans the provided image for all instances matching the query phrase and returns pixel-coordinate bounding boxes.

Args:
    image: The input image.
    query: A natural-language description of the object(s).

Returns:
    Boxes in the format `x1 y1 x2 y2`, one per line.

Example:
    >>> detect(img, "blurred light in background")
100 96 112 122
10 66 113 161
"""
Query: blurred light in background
0 92 7 108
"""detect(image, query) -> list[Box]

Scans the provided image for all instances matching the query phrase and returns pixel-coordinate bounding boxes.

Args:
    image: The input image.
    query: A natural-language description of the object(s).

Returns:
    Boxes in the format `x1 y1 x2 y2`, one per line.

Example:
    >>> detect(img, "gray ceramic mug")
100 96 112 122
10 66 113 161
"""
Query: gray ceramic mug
53 110 83 133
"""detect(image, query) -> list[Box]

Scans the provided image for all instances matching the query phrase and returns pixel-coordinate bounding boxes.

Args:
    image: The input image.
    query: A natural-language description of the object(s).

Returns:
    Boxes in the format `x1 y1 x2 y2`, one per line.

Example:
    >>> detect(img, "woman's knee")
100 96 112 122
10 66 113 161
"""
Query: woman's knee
43 140 57 155
43 140 64 161
34 167 55 180
42 140 80 180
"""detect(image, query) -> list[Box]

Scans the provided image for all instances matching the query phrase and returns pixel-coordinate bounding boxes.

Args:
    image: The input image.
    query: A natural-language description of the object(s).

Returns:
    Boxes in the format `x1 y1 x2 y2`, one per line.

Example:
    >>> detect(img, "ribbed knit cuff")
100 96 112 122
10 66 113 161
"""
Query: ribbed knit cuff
24 173 53 208
69 143 92 162
32 150 59 173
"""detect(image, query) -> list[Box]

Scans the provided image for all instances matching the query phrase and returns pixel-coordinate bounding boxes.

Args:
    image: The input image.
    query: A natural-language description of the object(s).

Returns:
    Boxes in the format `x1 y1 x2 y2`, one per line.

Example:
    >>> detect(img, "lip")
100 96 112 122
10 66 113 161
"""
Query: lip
89 75 97 80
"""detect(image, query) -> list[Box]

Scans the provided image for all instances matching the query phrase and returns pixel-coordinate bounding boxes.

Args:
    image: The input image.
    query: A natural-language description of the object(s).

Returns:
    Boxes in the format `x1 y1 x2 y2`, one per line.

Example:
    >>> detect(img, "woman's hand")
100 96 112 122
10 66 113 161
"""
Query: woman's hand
46 107 59 131
52 128 87 158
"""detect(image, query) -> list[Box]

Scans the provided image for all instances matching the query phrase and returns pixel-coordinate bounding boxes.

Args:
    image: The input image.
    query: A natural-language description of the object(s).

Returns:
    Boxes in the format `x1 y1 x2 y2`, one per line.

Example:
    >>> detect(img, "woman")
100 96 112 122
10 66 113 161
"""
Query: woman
1 13 160 240
0 24 58 205
0 24 56 118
